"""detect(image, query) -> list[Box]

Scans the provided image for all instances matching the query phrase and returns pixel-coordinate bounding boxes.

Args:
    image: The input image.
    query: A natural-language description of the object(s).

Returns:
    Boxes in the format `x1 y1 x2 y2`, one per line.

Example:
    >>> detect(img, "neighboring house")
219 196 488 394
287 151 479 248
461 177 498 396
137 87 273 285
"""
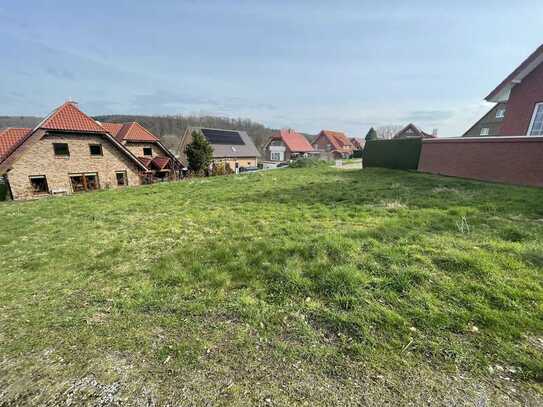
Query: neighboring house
393 123 437 139
463 103 508 137
101 121 182 181
465 43 543 137
312 130 354 159
264 128 316 161
178 127 261 170
350 137 365 151
0 101 148 201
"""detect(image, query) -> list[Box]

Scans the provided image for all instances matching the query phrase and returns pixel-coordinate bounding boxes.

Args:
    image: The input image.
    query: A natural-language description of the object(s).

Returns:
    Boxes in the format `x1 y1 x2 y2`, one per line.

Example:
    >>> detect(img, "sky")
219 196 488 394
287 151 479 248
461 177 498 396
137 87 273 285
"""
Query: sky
0 0 542 137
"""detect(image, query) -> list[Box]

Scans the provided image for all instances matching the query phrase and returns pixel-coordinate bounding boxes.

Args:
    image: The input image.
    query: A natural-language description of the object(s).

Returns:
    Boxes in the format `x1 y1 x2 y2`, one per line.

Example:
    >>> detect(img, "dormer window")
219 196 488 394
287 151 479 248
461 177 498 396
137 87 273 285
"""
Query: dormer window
528 102 543 136
495 108 506 119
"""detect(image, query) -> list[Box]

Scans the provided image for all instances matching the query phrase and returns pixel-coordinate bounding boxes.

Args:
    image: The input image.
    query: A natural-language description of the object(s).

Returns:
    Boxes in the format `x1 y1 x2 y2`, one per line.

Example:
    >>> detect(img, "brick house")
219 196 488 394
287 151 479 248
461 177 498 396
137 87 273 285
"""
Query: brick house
393 123 437 139
177 127 260 170
464 43 543 137
101 121 182 181
312 130 353 159
0 101 149 200
264 128 316 161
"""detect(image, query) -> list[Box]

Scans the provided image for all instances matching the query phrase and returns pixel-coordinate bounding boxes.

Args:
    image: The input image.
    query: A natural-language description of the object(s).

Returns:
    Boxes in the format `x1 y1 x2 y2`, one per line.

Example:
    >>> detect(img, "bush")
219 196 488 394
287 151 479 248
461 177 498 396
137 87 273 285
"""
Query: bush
212 161 234 176
289 157 328 168
352 150 364 158
363 138 422 170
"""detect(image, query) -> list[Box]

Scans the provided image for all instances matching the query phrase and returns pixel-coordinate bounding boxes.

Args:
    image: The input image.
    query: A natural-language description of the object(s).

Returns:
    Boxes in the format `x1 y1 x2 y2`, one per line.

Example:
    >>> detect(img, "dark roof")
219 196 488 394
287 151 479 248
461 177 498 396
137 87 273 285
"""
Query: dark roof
393 123 436 139
183 127 261 158
486 44 543 103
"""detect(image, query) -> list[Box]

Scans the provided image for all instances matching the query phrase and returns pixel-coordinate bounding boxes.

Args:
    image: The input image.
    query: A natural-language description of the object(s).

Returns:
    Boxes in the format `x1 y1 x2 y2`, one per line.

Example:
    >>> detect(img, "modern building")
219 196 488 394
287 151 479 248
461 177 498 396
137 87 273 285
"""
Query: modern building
312 130 353 159
178 127 261 170
264 128 316 161
464 43 543 137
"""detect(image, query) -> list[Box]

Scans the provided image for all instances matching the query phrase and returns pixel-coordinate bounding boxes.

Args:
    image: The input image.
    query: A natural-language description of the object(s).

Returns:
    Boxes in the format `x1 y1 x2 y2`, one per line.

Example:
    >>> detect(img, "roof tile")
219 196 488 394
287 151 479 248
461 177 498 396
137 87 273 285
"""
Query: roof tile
275 129 314 152
0 128 32 159
40 102 106 133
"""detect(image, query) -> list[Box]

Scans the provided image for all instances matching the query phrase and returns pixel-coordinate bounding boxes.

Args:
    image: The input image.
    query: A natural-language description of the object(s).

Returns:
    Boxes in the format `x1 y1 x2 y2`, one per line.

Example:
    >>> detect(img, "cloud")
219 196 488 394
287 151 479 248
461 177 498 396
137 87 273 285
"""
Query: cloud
402 110 454 123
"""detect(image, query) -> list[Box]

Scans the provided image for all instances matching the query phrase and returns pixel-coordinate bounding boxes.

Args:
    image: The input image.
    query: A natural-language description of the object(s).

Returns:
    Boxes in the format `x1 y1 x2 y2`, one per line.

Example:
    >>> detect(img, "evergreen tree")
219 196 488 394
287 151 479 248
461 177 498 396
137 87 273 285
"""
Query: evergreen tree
365 127 378 141
185 131 213 173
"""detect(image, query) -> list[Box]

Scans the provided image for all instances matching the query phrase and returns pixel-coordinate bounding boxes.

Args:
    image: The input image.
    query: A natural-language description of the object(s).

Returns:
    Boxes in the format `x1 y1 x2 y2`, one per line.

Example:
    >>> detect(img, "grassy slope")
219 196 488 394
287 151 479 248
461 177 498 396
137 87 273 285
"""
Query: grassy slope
1 167 542 405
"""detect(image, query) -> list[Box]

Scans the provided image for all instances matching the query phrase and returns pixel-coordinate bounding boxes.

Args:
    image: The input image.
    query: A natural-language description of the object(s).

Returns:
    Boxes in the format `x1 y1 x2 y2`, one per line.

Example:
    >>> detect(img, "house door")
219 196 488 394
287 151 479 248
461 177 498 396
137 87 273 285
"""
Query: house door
70 173 100 192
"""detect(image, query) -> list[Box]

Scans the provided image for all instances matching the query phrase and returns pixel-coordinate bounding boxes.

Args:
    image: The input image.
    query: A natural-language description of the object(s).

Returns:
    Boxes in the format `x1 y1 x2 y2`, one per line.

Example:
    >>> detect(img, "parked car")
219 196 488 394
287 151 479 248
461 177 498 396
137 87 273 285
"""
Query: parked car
239 166 259 173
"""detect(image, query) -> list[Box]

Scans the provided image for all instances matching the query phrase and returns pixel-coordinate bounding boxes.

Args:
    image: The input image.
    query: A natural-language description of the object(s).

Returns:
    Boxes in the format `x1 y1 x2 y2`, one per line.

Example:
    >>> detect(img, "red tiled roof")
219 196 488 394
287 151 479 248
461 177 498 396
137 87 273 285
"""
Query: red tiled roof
319 130 353 152
151 156 171 170
0 128 32 159
110 122 159 142
39 101 106 133
138 157 153 167
101 122 124 138
273 129 314 152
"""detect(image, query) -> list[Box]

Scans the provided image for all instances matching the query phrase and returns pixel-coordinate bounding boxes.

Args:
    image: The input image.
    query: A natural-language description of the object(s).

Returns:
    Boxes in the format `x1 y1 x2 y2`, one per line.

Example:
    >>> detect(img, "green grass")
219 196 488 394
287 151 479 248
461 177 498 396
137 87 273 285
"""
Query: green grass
1 167 542 405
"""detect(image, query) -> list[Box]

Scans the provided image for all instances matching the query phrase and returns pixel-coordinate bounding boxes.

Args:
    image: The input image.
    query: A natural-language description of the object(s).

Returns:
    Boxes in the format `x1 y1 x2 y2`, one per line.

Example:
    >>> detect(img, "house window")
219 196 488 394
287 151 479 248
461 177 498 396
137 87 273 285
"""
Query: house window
495 108 506 119
528 102 543 136
70 173 99 193
29 175 48 194
115 171 128 186
480 127 490 136
53 143 70 156
143 147 153 156
271 152 281 161
89 144 103 156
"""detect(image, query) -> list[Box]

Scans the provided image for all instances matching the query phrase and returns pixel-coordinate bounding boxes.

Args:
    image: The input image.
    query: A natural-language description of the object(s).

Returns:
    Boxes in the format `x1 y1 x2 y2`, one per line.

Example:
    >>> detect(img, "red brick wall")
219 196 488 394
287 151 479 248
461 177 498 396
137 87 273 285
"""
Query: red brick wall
501 63 543 136
418 137 543 187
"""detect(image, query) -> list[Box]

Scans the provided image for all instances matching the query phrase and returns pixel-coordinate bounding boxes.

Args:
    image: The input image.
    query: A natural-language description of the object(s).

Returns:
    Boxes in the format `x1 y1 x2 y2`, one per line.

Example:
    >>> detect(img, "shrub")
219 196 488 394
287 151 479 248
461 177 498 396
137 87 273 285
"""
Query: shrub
212 161 234 176
185 131 213 173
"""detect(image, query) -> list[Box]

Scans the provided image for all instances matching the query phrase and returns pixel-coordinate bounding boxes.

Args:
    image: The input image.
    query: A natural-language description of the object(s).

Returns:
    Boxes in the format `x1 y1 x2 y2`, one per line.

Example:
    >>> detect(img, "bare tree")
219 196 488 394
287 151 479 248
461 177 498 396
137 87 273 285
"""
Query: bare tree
375 125 403 140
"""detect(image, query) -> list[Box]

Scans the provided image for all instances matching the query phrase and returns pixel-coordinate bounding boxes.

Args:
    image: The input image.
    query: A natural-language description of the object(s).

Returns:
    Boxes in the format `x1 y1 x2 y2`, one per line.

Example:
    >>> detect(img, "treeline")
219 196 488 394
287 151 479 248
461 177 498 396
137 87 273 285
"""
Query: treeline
93 114 277 152
0 115 278 153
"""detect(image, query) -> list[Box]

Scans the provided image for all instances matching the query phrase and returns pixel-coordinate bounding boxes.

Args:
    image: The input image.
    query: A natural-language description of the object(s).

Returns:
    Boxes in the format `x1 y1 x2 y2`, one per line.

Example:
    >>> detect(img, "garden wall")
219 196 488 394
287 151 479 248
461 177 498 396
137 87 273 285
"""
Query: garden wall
418 137 543 187
363 138 421 170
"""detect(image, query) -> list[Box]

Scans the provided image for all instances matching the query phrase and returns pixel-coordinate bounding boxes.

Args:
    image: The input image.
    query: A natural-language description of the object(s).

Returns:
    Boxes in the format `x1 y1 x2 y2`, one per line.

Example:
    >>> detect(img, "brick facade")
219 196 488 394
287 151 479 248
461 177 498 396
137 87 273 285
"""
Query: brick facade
418 137 543 187
5 130 143 200
500 62 543 136
124 141 166 158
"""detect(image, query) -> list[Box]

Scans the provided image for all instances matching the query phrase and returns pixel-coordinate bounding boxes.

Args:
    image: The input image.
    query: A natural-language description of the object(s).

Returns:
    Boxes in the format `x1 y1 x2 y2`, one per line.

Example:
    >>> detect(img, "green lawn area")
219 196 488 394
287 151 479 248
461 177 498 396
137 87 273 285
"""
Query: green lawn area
1 167 542 405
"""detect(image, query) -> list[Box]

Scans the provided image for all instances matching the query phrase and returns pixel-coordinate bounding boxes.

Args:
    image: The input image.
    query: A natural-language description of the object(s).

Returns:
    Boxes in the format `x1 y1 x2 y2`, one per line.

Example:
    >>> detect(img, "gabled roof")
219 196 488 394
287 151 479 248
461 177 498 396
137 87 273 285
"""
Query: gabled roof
393 123 435 139
182 127 261 158
39 101 107 133
0 128 32 159
100 122 124 138
486 44 543 103
317 130 353 152
110 122 159 143
151 156 171 170
271 129 314 153
350 137 365 150
138 157 153 167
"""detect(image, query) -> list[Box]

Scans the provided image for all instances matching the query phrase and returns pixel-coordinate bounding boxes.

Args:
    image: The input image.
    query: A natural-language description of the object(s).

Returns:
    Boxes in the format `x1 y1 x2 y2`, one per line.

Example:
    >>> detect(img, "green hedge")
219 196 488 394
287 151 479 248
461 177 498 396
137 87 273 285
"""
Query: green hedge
0 182 7 201
363 138 422 170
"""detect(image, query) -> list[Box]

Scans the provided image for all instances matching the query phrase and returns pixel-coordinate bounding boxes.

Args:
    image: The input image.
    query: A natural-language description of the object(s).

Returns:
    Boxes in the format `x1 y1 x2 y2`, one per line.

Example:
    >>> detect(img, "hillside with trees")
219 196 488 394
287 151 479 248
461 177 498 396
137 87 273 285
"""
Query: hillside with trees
0 115 277 154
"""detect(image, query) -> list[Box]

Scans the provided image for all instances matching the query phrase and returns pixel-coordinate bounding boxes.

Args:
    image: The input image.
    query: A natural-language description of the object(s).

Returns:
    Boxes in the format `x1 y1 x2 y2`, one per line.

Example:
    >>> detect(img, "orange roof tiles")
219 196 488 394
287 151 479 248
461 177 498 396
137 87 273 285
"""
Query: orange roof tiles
107 122 159 142
0 128 32 159
320 130 353 152
275 129 314 152
40 102 106 133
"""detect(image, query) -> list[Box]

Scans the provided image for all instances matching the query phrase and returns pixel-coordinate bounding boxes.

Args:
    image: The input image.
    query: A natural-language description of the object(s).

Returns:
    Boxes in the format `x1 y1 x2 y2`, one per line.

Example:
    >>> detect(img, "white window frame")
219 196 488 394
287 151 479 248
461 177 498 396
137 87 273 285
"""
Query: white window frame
480 127 490 136
495 108 506 119
271 152 282 161
527 102 543 136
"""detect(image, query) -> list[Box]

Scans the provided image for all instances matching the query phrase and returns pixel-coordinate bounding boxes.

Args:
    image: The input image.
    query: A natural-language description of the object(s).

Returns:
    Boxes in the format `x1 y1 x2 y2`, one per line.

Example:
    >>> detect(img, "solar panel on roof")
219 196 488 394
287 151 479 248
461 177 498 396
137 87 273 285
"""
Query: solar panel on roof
201 128 245 145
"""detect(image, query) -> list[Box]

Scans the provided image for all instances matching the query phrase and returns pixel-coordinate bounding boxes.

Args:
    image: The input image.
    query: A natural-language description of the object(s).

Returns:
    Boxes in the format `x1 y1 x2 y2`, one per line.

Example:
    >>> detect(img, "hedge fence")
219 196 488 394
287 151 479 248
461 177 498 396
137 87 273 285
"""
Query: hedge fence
362 138 422 170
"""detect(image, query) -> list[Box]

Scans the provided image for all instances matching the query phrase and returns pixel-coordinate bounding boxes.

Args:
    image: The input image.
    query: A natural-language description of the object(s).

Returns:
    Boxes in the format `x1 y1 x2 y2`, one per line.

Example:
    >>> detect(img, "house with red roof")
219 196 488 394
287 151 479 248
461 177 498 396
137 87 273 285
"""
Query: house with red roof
312 130 354 159
264 128 316 162
464 43 543 137
0 101 150 200
101 121 182 181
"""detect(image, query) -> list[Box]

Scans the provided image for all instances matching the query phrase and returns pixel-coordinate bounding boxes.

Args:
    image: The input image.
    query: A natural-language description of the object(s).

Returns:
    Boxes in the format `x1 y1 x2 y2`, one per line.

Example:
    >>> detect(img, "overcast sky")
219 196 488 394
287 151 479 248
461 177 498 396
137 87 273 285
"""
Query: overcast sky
1 0 542 137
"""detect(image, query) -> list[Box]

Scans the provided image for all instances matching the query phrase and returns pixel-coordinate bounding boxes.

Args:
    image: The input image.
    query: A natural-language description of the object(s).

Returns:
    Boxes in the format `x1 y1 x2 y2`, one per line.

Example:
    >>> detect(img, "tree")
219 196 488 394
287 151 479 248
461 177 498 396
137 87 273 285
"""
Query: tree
365 127 378 141
185 131 213 173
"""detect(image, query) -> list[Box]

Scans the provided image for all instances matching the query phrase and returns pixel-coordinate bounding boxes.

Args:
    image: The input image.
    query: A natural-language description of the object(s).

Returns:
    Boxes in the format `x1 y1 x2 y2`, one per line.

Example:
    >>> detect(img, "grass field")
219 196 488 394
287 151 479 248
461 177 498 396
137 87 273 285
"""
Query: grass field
1 167 542 405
